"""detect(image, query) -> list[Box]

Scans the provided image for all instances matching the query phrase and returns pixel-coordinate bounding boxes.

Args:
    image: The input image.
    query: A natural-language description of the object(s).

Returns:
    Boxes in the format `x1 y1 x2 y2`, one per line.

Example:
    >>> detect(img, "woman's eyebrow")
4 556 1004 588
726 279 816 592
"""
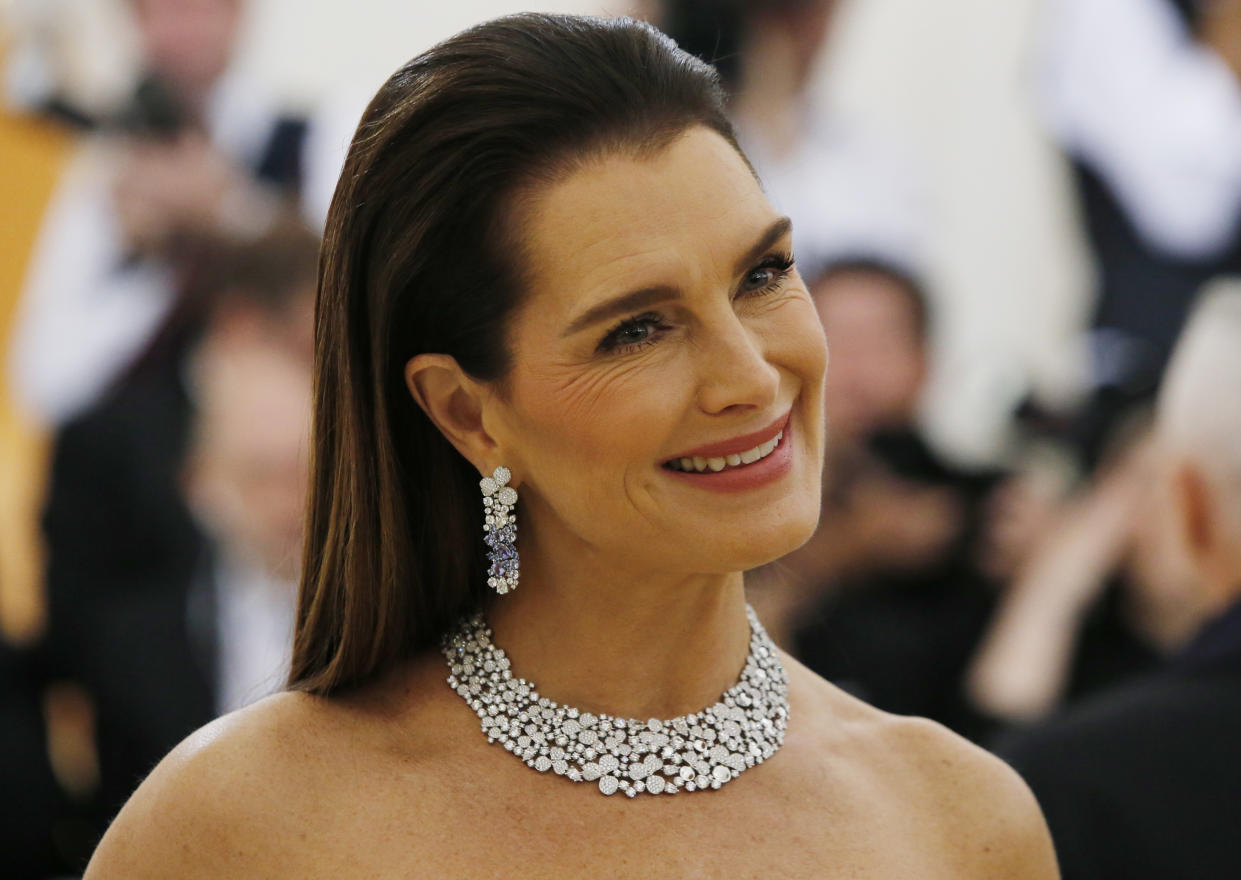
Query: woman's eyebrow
731 216 792 279
560 216 794 338
562 285 679 338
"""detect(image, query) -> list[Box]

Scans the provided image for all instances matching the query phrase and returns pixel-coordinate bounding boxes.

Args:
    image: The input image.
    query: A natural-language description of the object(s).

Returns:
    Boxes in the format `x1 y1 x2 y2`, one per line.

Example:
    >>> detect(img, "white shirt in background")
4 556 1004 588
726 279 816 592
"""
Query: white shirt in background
1038 0 1241 260
213 550 297 716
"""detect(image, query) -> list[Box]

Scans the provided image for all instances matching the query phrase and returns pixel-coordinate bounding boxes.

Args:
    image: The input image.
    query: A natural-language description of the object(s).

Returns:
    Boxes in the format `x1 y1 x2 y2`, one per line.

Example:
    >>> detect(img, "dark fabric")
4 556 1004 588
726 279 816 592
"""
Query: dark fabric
997 594 1241 880
1061 577 1162 706
255 116 308 196
1075 162 1241 374
1170 0 1201 27
39 331 216 852
794 566 998 738
792 428 1003 740
0 639 73 879
1171 591 1241 674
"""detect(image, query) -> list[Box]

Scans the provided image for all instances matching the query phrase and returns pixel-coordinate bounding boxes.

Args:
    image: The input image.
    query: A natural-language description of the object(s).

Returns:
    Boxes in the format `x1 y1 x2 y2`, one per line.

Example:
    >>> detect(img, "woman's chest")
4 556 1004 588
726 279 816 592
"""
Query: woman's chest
286 767 960 879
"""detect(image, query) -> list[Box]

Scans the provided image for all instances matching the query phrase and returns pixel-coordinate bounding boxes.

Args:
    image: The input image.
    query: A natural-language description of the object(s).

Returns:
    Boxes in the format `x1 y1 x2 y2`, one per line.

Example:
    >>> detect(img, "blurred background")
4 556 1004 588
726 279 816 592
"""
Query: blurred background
3 0 1240 876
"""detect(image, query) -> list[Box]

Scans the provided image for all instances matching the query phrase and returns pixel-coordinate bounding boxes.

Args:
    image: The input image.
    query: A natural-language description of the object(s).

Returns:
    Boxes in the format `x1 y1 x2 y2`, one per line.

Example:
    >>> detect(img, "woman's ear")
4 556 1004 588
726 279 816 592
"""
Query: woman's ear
404 353 497 472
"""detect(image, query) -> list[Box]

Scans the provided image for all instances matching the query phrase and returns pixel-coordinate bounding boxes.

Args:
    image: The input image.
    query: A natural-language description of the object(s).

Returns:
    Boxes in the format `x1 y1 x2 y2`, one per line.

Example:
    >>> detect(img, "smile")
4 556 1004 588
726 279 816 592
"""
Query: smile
664 429 784 473
661 410 792 473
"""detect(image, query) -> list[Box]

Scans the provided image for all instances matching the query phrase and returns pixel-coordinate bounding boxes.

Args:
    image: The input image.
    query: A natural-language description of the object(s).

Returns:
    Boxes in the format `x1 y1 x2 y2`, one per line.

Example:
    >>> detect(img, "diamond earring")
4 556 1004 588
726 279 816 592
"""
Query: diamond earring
480 466 519 594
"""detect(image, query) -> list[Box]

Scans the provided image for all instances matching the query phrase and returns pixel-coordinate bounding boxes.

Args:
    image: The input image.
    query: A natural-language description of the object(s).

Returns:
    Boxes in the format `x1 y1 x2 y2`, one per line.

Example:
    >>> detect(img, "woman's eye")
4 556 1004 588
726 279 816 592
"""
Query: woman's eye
594 255 793 355
741 253 796 294
745 267 777 288
597 311 666 354
618 324 650 344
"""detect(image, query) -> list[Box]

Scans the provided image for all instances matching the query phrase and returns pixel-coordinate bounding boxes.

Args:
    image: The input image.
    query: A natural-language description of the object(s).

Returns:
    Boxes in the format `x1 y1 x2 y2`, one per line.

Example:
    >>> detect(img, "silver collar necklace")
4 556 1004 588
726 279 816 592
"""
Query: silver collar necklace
442 604 789 797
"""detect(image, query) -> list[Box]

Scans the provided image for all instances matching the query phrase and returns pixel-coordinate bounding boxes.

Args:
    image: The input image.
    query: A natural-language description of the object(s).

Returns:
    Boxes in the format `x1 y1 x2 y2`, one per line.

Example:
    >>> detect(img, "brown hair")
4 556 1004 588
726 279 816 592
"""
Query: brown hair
289 13 740 696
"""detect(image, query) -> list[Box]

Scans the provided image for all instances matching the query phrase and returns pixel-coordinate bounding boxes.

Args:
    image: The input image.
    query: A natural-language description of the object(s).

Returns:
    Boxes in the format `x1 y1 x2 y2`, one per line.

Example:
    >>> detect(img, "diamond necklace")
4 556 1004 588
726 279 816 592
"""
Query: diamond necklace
442 604 789 797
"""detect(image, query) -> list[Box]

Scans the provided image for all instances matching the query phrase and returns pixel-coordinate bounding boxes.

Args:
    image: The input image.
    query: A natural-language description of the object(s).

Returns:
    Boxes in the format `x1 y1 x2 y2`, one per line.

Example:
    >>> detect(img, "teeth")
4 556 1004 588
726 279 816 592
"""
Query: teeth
670 429 785 473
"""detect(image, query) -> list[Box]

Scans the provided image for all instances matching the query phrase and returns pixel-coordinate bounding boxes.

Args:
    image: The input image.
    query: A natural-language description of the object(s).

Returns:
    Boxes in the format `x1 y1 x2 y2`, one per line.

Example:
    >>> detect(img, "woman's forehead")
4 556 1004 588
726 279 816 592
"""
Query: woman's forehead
516 128 780 312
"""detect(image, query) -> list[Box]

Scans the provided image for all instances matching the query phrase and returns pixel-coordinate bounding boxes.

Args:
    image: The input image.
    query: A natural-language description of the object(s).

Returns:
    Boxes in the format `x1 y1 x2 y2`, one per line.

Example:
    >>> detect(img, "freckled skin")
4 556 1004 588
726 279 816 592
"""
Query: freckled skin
486 128 829 577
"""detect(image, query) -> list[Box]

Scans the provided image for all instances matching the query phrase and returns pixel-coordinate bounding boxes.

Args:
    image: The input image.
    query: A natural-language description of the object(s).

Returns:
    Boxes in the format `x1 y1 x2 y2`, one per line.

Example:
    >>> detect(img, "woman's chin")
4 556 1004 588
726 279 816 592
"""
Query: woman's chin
691 508 822 575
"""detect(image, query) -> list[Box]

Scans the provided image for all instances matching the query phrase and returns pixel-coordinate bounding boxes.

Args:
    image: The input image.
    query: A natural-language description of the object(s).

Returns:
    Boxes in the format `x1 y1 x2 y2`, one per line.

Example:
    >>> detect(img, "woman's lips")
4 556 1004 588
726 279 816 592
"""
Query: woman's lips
663 410 792 463
660 412 795 492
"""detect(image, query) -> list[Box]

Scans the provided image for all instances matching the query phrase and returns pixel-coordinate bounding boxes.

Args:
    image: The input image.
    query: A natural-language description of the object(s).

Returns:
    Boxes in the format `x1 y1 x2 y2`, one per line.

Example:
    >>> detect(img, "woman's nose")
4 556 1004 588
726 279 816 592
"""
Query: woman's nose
694 314 781 416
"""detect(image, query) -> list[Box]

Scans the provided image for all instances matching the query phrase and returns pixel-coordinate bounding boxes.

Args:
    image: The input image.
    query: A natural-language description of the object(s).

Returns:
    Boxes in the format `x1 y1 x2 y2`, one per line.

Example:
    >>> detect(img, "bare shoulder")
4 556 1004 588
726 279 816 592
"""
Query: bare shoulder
785 655 1060 879
84 690 349 879
883 712 1058 875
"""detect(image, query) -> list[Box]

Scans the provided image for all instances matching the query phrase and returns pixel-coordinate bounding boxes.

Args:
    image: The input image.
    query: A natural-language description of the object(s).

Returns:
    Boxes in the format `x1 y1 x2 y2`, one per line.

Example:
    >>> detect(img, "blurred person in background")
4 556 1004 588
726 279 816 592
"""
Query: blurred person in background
966 418 1198 726
181 266 311 716
961 0 1241 729
1036 0 1241 469
749 261 1004 740
8 0 313 429
657 0 927 281
1 23 92 879
997 286 1241 880
33 221 317 870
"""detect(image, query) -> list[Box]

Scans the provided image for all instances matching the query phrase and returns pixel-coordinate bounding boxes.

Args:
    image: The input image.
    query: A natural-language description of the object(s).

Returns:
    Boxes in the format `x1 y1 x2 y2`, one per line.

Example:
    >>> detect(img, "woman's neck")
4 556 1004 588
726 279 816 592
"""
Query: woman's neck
484 537 752 721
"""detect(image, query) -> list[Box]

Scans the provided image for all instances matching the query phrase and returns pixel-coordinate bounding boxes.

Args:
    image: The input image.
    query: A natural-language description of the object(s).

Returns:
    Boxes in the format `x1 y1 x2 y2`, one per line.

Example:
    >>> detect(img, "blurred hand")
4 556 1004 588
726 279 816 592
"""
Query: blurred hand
849 474 964 572
113 133 263 254
966 435 1155 721
977 470 1064 582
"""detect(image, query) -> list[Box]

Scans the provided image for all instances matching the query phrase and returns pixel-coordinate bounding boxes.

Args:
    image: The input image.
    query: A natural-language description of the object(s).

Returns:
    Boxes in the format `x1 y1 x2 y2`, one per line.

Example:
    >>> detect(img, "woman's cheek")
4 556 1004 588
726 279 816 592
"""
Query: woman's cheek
757 293 827 379
514 350 683 457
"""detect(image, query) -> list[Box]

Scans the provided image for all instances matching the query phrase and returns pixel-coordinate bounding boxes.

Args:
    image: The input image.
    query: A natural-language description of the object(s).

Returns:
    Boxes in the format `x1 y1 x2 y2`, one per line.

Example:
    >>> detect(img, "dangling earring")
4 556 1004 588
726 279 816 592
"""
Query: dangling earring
481 466 519 594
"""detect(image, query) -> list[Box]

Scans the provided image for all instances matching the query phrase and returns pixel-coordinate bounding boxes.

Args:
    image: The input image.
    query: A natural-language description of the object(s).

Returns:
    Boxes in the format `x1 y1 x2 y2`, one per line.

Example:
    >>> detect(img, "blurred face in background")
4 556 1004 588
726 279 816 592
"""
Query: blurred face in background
184 280 315 581
133 0 244 98
812 268 928 443
189 342 310 580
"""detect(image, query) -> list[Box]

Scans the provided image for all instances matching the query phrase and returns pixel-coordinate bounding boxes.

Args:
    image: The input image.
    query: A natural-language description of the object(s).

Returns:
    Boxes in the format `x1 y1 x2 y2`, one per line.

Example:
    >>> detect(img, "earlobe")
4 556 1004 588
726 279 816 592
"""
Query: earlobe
404 353 498 471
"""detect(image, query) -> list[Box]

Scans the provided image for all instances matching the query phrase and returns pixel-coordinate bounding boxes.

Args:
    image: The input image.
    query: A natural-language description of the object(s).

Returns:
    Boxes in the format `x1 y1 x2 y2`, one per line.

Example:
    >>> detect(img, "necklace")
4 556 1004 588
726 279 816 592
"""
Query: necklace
442 604 789 797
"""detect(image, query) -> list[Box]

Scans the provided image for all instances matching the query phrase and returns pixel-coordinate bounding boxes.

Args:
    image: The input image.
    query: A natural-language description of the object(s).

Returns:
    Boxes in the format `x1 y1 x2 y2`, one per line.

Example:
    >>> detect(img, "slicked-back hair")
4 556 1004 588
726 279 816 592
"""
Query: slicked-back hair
289 14 739 696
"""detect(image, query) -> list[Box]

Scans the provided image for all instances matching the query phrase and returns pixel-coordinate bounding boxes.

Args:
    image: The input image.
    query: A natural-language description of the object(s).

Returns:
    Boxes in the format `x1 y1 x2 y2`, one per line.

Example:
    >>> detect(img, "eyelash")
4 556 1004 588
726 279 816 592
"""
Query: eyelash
596 252 796 355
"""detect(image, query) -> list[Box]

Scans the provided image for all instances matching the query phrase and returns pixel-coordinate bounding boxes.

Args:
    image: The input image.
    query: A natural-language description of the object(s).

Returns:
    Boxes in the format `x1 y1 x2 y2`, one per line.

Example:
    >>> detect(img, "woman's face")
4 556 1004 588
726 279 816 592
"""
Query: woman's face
484 126 828 576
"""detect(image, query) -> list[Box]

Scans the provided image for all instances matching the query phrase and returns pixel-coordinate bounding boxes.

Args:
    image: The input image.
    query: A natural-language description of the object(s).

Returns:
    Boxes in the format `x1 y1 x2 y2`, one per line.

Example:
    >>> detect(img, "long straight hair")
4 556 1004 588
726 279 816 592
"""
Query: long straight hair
289 14 741 696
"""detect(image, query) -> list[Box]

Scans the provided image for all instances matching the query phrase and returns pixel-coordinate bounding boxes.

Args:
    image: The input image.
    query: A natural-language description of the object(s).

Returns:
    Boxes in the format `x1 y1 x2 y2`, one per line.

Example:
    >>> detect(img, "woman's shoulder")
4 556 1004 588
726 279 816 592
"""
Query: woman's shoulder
84 690 355 879
786 655 1059 878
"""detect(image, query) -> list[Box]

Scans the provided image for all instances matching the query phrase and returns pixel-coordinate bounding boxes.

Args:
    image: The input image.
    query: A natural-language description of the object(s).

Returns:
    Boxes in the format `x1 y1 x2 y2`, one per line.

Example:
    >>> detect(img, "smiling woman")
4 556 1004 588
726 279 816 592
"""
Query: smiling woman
84 13 1059 879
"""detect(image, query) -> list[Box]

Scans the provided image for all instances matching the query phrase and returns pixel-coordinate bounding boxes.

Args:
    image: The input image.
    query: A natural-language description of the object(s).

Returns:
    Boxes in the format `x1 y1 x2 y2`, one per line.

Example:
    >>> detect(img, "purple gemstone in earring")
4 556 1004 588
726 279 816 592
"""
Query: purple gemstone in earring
480 466 518 594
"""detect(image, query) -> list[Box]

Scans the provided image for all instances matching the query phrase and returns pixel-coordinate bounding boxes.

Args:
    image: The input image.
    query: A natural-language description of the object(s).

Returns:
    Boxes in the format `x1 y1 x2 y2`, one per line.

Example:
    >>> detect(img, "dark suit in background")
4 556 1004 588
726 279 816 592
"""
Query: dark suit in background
23 106 309 874
997 596 1241 880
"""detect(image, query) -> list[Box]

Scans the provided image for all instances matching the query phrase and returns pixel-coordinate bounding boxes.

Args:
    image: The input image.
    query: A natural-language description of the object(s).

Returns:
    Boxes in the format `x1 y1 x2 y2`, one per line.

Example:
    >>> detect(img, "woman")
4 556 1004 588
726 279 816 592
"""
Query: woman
86 14 1058 878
